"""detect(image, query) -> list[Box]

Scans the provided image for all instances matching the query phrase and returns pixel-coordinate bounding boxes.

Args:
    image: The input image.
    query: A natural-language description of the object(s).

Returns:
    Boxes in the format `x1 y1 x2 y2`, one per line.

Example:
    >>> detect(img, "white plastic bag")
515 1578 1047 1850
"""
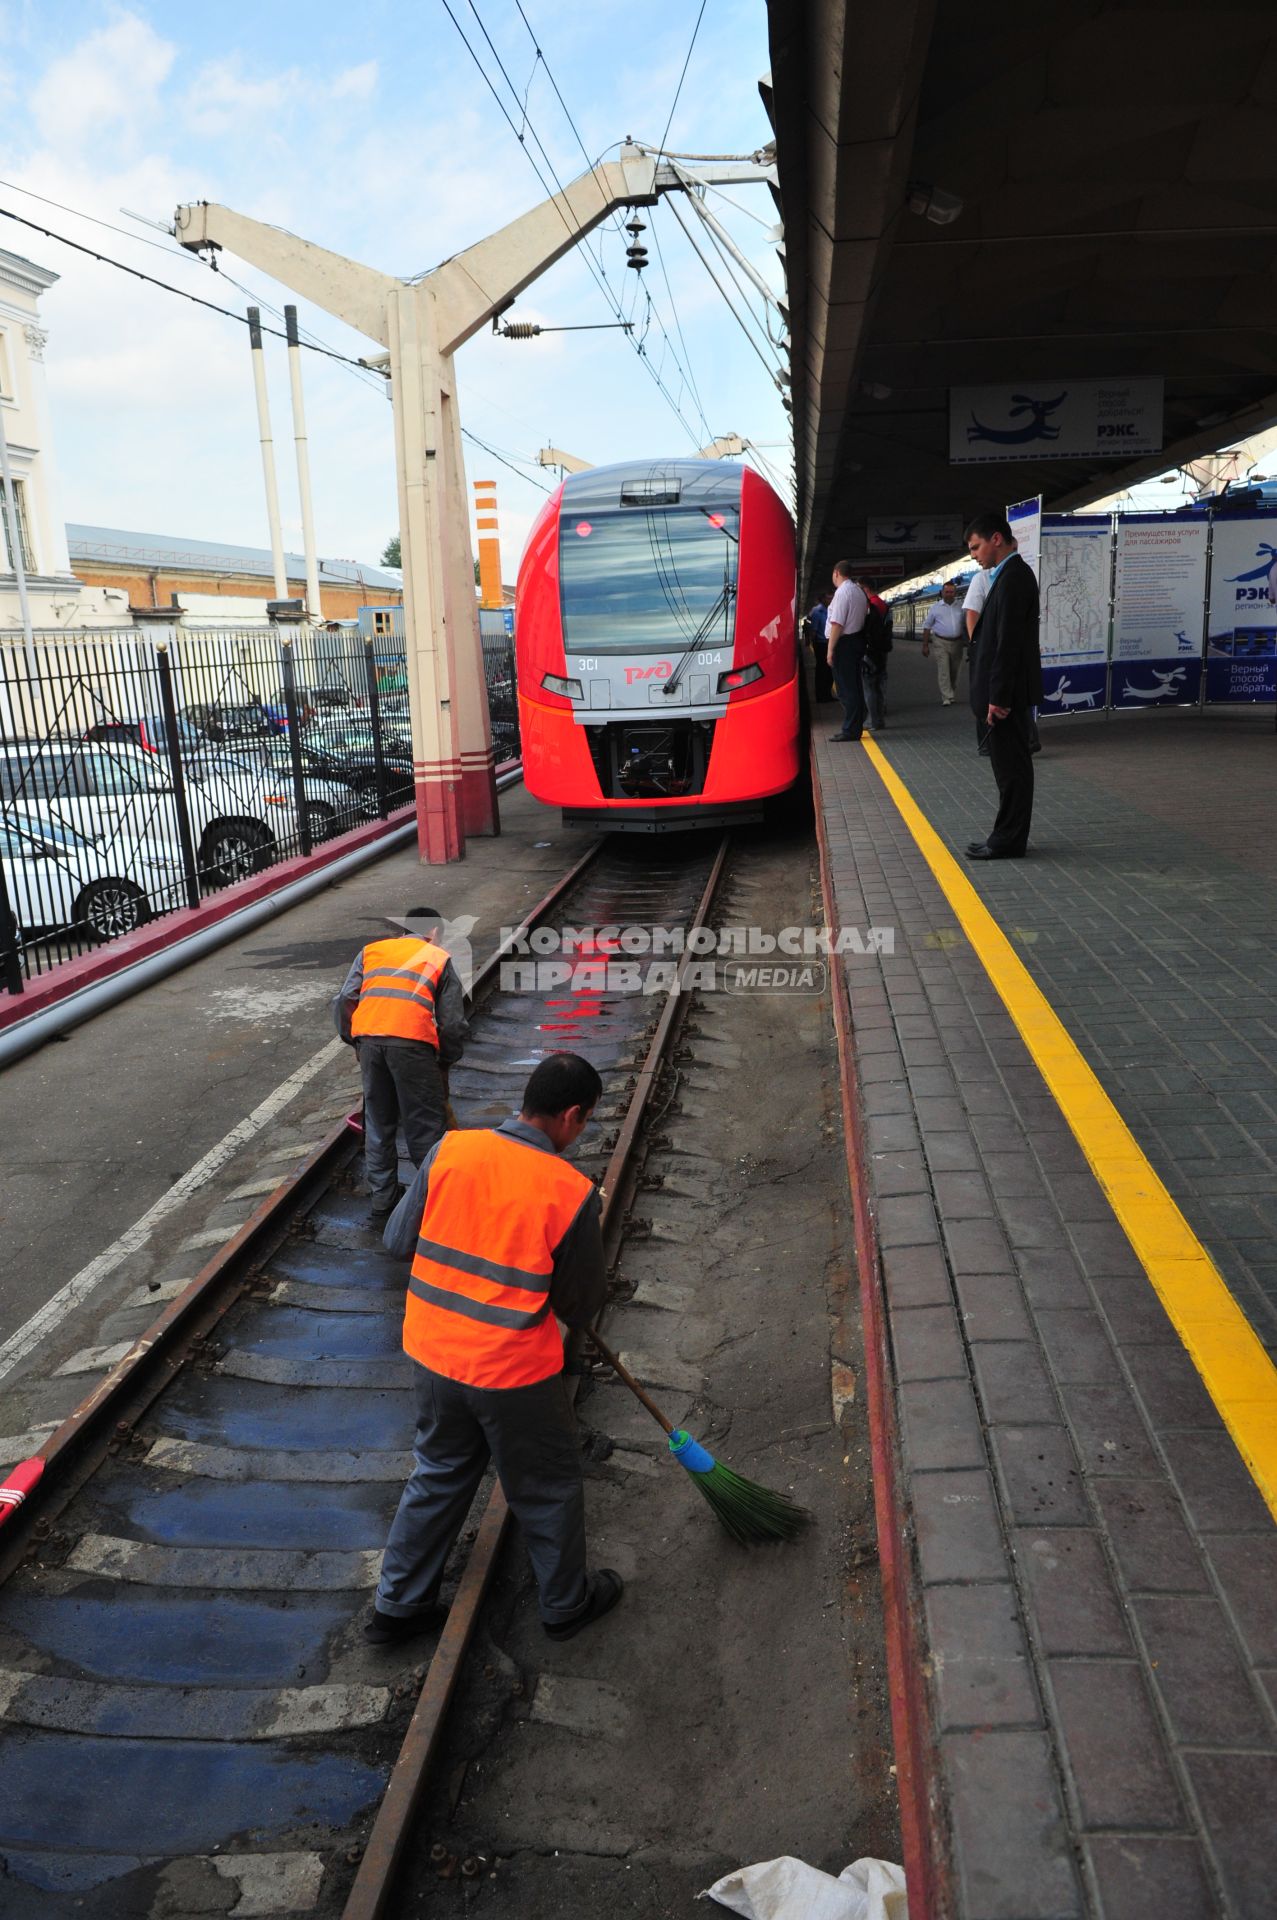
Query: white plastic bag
700 1855 908 1920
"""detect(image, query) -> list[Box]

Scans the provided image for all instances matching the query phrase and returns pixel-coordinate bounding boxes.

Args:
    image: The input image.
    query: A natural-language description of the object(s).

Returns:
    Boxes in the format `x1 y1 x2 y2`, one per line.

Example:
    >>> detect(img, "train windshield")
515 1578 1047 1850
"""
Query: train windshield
558 507 740 654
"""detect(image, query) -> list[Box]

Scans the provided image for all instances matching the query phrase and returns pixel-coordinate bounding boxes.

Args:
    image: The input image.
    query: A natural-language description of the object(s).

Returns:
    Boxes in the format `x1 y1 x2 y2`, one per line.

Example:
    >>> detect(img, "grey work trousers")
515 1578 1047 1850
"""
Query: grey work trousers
376 1363 589 1625
357 1036 447 1210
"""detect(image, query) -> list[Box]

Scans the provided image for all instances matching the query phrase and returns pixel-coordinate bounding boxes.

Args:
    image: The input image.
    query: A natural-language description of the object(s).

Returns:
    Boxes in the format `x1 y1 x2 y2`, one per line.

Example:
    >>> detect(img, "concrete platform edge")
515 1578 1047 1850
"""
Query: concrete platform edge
812 739 947 1920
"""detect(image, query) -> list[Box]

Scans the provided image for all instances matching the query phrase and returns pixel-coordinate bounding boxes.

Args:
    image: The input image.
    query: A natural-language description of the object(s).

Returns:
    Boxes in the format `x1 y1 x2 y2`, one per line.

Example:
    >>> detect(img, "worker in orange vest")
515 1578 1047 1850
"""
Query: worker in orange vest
333 906 468 1224
365 1052 623 1647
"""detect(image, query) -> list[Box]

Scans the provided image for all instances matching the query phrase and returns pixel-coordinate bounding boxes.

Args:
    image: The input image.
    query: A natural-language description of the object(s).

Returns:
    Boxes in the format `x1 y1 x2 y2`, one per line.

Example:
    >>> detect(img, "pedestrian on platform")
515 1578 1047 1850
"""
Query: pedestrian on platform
334 907 468 1224
826 560 869 742
804 594 833 702
861 588 893 732
365 1051 623 1646
921 581 967 705
964 512 1042 861
962 566 989 642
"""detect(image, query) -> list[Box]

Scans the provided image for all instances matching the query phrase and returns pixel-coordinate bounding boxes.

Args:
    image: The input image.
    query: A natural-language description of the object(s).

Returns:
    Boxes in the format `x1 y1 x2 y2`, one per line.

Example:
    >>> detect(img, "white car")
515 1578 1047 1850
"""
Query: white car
0 739 305 889
1 810 188 943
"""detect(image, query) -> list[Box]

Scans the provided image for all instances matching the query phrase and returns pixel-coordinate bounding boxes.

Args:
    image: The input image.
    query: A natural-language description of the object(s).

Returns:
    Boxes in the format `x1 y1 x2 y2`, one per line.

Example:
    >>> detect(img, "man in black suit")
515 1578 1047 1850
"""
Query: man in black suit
964 512 1043 861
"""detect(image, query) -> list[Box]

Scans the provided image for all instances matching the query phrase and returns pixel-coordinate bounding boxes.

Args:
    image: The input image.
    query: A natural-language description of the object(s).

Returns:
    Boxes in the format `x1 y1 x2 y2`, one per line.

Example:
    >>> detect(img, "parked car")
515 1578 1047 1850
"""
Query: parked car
0 739 303 889
295 719 415 815
82 714 208 757
180 700 285 744
1 809 187 942
79 716 354 848
204 742 362 843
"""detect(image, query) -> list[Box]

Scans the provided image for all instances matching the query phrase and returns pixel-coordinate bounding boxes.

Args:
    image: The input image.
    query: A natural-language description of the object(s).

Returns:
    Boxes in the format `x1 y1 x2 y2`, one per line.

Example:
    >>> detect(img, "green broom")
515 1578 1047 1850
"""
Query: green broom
586 1331 810 1545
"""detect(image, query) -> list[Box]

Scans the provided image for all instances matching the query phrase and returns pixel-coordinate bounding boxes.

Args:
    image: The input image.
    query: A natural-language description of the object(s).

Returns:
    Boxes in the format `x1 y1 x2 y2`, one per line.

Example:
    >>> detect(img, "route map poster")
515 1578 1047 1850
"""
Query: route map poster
1204 513 1277 703
1037 515 1111 716
1111 513 1206 708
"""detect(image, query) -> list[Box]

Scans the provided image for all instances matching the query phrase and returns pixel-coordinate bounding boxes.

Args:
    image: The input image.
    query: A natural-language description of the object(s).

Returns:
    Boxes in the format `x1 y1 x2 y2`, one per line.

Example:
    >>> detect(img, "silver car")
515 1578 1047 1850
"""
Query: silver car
2 810 187 943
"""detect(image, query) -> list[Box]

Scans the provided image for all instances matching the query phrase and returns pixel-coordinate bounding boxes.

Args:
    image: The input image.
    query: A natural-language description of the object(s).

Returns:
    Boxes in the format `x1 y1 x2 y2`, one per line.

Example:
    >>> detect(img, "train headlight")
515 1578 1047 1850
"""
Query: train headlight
716 663 763 693
542 673 583 699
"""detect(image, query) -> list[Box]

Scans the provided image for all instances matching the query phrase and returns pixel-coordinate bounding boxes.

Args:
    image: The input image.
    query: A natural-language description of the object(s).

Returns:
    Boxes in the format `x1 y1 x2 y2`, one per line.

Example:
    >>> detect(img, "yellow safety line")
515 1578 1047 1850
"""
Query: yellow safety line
861 736 1277 1522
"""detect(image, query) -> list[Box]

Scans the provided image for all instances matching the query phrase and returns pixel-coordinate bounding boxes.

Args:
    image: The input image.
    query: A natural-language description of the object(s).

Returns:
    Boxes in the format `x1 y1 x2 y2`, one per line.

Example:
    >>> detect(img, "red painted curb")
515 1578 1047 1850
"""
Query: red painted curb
811 739 946 1920
0 806 415 1032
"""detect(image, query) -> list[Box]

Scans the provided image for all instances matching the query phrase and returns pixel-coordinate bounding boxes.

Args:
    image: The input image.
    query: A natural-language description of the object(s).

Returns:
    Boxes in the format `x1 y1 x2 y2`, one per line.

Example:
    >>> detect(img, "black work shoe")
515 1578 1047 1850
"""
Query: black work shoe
965 842 989 856
543 1569 624 1641
363 1603 446 1646
369 1182 406 1226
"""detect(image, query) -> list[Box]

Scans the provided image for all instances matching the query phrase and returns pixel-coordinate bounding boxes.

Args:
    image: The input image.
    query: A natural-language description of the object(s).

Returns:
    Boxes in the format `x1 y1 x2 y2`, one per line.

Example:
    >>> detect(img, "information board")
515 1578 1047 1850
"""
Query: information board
1204 514 1277 703
1110 514 1206 708
1007 496 1042 582
1037 515 1111 716
951 378 1164 464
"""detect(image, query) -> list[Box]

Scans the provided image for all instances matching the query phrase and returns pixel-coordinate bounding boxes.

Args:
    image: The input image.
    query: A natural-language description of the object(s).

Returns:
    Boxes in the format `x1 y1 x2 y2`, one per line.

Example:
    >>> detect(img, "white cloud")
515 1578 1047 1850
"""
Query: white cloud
329 60 377 103
30 11 175 147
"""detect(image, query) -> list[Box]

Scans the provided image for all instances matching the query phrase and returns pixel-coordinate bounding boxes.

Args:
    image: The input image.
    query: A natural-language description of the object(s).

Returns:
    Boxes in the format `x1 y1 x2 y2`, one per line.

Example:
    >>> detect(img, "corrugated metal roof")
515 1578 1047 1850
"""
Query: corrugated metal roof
66 523 402 591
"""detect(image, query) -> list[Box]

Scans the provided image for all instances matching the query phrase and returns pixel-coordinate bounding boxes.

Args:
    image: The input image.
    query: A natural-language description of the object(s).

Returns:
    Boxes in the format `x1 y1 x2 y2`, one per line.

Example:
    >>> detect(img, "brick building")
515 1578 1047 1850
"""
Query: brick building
67 525 403 623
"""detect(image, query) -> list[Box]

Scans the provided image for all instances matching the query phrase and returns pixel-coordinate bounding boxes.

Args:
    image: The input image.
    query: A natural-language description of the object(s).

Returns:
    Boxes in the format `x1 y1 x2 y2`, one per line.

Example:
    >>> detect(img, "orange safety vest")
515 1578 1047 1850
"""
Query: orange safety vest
404 1128 594 1389
351 936 448 1047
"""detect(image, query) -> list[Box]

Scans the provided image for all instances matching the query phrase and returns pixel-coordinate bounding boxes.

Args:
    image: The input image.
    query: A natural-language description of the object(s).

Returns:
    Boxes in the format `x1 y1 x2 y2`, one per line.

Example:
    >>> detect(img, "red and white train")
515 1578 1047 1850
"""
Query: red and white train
515 459 798 831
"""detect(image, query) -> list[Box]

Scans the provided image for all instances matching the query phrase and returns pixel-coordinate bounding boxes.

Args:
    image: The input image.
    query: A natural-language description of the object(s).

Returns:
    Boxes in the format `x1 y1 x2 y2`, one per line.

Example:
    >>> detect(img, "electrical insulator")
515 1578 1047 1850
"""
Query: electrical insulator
500 322 543 339
625 216 648 273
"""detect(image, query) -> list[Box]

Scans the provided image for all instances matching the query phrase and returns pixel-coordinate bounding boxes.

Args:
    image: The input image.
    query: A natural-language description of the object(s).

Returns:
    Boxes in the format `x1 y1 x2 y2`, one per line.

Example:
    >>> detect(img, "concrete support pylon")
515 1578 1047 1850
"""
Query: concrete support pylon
441 359 497 836
387 287 463 863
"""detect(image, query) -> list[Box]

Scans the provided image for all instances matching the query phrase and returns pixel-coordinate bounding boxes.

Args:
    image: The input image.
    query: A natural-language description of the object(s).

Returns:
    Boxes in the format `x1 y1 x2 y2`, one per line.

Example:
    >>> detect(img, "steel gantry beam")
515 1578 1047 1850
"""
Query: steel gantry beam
176 150 663 862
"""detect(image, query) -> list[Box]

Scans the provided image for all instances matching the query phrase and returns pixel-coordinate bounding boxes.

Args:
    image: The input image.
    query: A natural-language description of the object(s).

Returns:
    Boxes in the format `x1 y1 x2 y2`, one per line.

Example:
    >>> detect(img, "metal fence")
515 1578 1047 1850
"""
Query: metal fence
0 620 517 994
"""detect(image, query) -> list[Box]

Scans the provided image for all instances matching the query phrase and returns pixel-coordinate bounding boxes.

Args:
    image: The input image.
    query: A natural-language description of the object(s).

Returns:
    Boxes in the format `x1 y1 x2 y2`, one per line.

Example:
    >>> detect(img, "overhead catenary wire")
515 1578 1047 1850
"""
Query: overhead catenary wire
666 196 787 390
505 2 716 446
438 0 704 448
0 201 379 374
655 1 708 160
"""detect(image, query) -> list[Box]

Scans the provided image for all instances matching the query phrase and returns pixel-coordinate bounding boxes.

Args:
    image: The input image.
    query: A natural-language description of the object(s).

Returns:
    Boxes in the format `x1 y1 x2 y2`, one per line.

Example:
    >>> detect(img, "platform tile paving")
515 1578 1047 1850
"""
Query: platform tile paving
814 675 1277 1920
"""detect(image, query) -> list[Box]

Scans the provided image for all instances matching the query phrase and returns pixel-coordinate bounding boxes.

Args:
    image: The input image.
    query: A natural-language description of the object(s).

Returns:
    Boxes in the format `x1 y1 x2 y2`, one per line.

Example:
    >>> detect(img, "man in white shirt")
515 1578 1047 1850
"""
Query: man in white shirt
921 582 967 705
825 560 869 741
963 567 989 640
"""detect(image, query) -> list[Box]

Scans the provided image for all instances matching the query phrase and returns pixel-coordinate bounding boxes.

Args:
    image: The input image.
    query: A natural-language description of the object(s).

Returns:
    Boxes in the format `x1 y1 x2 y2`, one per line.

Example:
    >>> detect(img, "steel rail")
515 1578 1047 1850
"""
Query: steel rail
341 832 731 1920
0 833 604 1574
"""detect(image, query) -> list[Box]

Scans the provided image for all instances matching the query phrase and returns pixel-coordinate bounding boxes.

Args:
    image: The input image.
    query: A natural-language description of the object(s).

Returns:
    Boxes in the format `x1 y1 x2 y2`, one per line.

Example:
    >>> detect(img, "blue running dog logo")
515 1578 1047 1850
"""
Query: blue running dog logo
967 392 1067 446
1224 541 1277 605
876 521 920 545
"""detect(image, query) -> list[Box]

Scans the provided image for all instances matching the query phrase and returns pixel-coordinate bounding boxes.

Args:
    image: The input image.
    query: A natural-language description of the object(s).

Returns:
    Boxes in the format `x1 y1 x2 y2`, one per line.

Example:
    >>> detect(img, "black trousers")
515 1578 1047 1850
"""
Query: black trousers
978 709 1035 854
831 635 868 738
862 661 887 729
357 1036 447 1208
809 639 834 703
376 1364 588 1624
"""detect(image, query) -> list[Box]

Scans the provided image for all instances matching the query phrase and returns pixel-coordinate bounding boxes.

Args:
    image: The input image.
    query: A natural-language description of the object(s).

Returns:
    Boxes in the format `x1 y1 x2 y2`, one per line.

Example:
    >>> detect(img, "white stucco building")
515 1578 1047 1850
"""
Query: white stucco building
0 248 128 632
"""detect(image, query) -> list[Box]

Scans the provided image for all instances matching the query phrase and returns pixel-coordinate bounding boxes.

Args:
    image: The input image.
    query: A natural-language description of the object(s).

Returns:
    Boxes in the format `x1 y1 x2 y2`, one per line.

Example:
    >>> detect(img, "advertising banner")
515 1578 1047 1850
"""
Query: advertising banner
1110 513 1206 708
1007 496 1042 582
866 514 965 554
951 378 1164 464
1204 514 1277 703
1037 515 1111 716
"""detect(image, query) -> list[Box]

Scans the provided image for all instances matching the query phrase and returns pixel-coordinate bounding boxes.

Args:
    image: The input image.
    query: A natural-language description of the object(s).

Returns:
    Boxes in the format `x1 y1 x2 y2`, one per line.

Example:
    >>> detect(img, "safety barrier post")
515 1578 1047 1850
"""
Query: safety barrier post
155 644 203 911
279 637 313 858
362 636 391 821
0 857 24 996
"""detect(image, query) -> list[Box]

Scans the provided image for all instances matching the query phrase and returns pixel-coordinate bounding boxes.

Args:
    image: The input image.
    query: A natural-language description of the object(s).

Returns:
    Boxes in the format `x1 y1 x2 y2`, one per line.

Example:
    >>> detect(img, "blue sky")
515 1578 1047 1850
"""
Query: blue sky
0 0 789 571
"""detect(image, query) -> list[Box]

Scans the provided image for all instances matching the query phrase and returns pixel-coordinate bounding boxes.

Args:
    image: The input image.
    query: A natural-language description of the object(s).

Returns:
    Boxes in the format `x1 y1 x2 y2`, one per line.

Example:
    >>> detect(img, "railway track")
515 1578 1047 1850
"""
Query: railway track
0 831 730 1919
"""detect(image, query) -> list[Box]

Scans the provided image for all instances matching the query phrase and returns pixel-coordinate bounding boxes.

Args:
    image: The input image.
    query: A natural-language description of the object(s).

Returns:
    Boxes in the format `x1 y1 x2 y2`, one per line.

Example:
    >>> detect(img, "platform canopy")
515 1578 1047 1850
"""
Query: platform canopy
764 0 1277 589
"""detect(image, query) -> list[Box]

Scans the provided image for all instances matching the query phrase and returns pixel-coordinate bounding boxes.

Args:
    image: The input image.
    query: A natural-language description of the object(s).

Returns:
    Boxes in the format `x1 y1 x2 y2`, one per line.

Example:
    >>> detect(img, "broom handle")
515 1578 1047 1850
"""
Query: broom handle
585 1330 675 1436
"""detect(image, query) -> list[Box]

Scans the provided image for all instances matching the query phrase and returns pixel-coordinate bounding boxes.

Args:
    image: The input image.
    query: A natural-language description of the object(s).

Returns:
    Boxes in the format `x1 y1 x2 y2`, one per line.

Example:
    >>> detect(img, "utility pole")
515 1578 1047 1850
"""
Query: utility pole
245 308 290 602
175 145 775 862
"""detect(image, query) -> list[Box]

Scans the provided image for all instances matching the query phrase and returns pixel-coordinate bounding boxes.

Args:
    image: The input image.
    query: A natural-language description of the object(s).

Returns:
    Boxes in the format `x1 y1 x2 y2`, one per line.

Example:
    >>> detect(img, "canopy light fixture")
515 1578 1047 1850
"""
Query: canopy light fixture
906 181 965 226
